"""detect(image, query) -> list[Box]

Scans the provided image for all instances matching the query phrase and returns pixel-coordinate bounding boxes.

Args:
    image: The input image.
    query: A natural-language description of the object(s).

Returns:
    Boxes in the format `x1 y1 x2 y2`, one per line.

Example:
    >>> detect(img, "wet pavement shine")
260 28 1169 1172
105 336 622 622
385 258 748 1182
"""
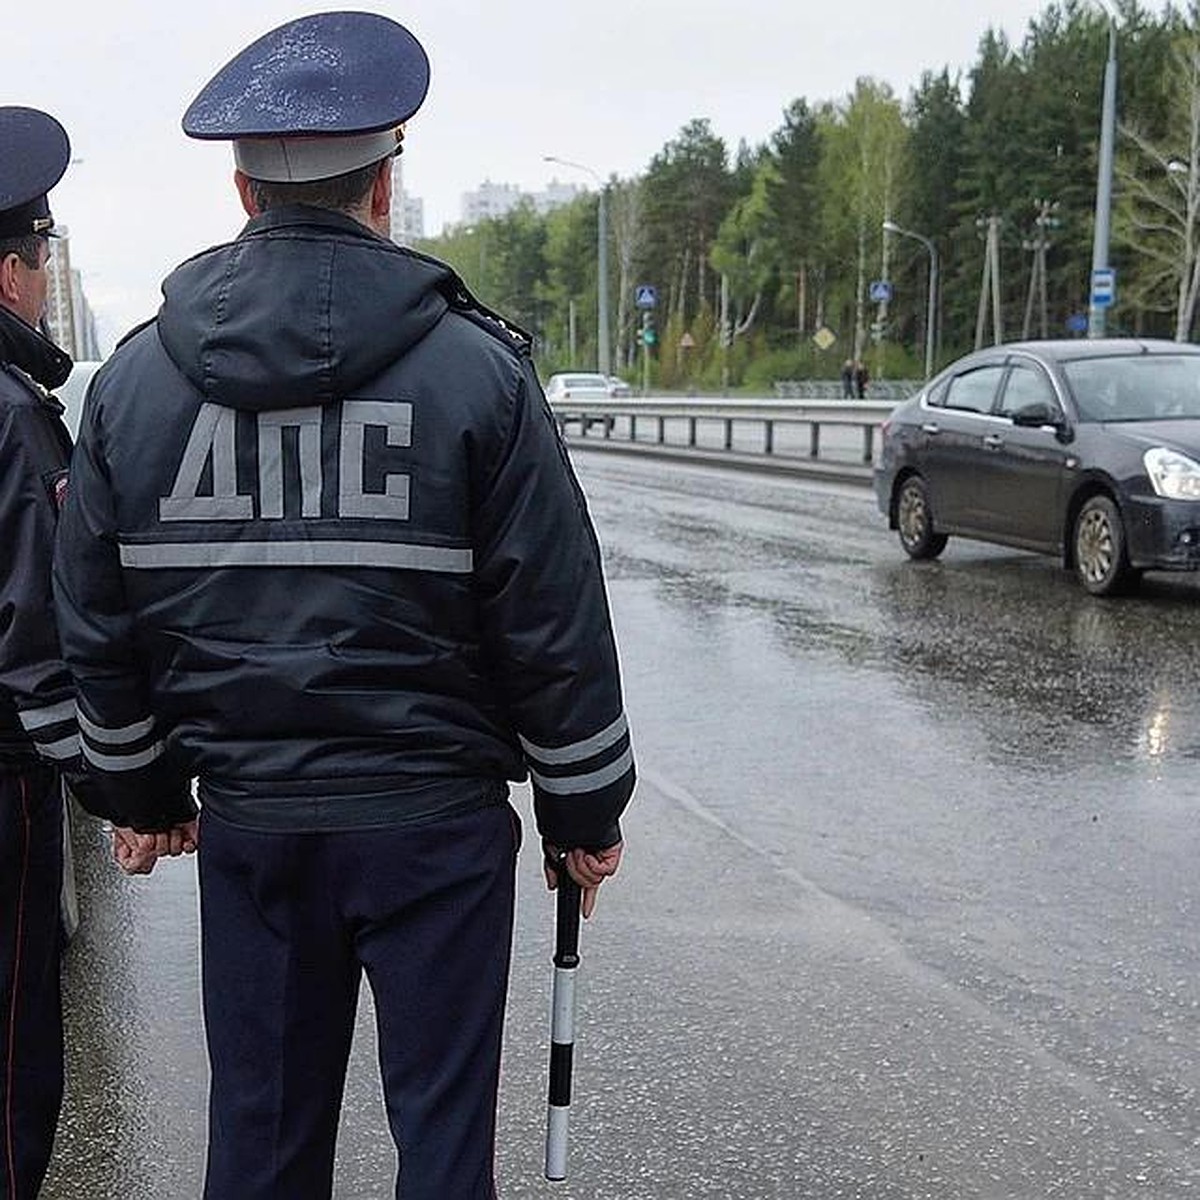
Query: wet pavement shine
43 452 1200 1198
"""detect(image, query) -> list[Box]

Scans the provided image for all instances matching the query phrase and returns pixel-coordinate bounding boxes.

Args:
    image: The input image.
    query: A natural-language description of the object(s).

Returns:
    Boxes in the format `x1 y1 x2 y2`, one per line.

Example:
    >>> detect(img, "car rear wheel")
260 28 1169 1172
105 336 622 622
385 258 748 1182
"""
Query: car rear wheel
1073 495 1140 596
896 475 948 560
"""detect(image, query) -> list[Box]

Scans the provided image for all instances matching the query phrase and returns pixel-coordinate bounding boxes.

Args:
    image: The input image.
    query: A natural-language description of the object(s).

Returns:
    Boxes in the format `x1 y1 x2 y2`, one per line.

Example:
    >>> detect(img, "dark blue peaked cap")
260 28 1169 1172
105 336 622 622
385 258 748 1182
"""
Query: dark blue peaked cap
182 11 430 183
0 107 69 239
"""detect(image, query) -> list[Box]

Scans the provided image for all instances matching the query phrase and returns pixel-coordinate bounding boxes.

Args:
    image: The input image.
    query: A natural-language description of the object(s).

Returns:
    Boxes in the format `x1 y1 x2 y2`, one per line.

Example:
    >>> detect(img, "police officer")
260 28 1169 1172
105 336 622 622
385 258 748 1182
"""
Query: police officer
54 13 634 1199
0 106 81 1200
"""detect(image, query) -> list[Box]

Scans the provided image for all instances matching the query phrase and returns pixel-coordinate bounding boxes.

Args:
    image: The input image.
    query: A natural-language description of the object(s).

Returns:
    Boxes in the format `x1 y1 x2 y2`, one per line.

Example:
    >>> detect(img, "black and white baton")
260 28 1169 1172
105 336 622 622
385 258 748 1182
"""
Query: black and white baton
544 858 582 1182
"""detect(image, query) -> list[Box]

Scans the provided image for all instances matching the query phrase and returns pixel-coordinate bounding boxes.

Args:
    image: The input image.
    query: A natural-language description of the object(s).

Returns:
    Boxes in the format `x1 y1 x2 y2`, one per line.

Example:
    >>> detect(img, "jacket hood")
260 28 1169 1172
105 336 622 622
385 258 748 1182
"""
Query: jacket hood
157 207 455 411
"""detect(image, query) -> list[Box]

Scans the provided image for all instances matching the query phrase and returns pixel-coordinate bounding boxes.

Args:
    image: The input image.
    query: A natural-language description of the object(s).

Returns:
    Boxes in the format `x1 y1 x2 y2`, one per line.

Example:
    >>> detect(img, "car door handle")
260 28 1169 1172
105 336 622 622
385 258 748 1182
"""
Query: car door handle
920 422 940 434
982 433 1004 450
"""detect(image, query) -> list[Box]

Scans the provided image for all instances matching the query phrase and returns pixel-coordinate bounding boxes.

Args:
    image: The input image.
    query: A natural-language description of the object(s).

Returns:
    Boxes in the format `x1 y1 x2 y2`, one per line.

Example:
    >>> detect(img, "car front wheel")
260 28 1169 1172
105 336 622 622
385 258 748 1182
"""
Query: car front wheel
896 475 948 560
1073 495 1140 596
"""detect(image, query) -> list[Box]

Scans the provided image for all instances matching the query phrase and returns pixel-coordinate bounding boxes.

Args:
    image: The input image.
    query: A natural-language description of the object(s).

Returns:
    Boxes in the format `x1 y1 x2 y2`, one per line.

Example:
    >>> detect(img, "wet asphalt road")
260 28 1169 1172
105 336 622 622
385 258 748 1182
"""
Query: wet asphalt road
44 451 1200 1199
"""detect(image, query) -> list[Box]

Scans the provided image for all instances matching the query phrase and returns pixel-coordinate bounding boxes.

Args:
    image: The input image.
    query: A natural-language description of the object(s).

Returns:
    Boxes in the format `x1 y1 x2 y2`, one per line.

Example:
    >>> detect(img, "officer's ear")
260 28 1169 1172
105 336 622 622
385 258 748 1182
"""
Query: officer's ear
368 158 393 232
0 252 21 309
234 170 260 218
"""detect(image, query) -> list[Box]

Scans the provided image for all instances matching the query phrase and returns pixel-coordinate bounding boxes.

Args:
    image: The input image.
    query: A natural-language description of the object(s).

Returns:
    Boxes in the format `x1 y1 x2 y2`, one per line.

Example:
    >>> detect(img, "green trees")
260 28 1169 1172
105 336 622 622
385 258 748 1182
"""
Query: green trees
767 99 823 338
815 79 908 366
1116 16 1200 338
897 69 966 364
420 0 1200 389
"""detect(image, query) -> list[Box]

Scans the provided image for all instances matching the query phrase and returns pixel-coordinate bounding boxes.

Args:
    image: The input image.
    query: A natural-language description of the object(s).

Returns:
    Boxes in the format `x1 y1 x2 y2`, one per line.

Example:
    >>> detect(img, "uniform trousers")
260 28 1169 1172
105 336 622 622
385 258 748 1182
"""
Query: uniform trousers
0 766 63 1200
198 799 520 1200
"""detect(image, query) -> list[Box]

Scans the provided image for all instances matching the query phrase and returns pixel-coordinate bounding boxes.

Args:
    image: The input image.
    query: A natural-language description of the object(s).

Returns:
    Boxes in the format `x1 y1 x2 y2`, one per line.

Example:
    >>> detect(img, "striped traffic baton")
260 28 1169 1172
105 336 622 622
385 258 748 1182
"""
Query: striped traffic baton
544 857 582 1181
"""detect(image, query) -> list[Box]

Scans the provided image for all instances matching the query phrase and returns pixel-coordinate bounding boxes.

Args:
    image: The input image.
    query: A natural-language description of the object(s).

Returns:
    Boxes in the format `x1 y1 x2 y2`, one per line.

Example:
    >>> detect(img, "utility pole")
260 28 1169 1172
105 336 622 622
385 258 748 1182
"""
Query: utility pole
874 221 892 381
640 310 651 395
1022 199 1059 339
1088 13 1118 338
990 216 1003 345
882 220 939 380
597 183 610 375
544 156 610 374
719 273 731 393
975 215 1004 349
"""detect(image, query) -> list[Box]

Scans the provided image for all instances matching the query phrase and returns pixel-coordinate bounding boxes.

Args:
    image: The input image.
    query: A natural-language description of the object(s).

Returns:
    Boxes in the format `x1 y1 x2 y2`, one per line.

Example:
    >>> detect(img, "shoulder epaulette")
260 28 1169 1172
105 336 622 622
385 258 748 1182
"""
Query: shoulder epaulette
454 298 533 358
438 276 532 358
391 243 533 356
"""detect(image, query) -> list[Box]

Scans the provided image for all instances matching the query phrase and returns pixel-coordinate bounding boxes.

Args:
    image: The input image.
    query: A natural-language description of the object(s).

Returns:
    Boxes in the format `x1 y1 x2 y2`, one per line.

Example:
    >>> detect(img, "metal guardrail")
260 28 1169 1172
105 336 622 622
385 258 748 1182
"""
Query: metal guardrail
773 379 922 401
549 396 898 485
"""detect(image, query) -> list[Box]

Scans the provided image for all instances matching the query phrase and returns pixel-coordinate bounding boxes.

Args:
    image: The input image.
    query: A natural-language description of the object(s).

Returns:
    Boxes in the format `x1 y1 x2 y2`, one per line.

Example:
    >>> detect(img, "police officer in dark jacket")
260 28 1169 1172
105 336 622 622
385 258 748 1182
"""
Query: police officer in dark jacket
54 13 634 1199
0 106 82 1200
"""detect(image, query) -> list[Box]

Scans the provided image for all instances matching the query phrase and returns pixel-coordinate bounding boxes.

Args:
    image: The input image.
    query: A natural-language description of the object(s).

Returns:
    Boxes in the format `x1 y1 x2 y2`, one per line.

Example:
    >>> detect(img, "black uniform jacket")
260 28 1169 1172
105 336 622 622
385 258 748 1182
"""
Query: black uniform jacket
54 207 634 844
0 308 83 774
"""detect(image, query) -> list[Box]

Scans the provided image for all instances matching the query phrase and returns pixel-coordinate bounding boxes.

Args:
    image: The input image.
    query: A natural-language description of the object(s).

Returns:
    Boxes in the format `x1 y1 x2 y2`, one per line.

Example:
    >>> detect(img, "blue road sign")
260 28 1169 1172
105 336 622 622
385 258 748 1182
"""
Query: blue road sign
1065 313 1088 335
869 279 893 304
1091 267 1116 308
635 284 657 309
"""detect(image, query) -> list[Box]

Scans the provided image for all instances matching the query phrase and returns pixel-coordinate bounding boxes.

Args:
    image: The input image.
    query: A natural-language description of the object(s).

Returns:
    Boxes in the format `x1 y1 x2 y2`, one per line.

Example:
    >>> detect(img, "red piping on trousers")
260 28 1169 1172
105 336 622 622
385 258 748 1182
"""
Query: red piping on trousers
4 776 31 1197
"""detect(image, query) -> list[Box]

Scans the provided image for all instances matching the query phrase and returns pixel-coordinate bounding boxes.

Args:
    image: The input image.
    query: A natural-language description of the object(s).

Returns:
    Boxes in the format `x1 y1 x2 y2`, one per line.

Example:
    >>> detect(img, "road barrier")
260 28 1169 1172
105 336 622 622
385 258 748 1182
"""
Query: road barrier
773 379 922 401
550 396 898 486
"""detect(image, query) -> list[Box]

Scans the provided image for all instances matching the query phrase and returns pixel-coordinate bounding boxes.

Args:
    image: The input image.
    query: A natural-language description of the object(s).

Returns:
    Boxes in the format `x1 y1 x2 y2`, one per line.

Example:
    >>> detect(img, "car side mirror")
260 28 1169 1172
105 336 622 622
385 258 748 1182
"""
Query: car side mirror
1011 401 1062 428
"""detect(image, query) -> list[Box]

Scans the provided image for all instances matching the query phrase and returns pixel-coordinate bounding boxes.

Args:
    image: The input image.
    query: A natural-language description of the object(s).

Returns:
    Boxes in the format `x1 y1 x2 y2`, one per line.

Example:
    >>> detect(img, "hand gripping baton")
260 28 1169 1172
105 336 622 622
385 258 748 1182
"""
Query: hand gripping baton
544 859 581 1181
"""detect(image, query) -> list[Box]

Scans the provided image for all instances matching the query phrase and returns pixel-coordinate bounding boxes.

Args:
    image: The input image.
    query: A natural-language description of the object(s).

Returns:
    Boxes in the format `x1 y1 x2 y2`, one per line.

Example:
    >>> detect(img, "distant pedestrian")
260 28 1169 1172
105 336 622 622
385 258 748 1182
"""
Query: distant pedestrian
854 360 870 399
841 358 854 398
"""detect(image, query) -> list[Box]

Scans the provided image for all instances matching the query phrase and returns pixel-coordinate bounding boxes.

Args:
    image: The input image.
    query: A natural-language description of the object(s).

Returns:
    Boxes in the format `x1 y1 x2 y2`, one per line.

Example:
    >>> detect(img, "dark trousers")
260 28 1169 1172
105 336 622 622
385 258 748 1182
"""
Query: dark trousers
199 801 520 1200
0 767 63 1200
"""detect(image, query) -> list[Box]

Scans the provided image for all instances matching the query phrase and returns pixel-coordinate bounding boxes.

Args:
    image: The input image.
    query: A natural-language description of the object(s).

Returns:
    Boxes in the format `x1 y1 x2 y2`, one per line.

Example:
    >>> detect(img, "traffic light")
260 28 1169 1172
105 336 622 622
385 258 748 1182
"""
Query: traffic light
641 310 656 347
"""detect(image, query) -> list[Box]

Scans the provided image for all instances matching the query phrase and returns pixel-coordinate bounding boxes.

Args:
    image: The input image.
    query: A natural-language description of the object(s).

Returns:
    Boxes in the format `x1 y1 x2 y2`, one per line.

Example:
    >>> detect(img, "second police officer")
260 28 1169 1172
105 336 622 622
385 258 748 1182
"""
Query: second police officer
53 11 635 1199
0 105 87 1200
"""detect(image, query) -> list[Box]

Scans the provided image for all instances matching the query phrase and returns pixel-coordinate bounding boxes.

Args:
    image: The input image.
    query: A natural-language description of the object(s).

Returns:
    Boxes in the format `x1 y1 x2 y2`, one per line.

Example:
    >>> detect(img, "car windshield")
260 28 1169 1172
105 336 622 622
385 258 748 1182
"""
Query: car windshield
1063 354 1200 422
561 375 607 389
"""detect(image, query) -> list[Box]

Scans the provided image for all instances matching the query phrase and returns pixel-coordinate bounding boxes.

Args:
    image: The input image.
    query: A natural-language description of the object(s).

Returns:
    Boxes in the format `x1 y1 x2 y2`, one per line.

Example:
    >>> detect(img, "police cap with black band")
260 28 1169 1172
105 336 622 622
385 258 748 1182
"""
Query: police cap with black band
181 11 431 183
0 107 70 240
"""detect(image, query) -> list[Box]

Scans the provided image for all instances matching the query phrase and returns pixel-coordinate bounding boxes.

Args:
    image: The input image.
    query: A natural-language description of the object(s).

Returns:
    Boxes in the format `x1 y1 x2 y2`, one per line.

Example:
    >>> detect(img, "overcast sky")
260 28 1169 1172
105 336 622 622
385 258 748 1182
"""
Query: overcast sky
7 0 1123 350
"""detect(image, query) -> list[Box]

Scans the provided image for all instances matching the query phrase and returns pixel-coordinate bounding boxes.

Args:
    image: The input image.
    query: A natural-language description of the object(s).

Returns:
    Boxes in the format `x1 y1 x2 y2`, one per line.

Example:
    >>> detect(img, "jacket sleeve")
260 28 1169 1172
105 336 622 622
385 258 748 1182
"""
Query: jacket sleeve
51 390 196 830
473 359 634 850
0 403 86 772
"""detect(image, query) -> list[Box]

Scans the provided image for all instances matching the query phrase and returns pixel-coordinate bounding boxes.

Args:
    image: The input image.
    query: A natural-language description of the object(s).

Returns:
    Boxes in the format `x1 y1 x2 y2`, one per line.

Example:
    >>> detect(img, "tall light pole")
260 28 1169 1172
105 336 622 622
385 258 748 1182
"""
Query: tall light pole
544 156 610 376
1088 5 1118 338
882 220 939 380
1168 158 1199 341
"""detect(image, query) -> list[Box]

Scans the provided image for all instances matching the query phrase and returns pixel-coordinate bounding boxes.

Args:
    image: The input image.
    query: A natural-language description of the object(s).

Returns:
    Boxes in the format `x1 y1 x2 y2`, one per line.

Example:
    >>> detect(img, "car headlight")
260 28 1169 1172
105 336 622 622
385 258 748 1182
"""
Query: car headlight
1144 447 1200 499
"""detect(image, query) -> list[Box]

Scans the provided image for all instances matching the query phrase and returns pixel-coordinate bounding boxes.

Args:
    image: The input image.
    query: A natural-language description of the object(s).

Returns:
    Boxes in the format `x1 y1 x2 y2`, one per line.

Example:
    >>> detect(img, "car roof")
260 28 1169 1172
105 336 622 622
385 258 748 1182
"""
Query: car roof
962 338 1200 365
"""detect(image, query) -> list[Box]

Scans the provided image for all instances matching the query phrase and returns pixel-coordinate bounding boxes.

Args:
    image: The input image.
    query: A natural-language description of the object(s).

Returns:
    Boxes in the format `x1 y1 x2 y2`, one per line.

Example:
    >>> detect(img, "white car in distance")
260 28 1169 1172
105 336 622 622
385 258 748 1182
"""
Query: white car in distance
544 372 616 433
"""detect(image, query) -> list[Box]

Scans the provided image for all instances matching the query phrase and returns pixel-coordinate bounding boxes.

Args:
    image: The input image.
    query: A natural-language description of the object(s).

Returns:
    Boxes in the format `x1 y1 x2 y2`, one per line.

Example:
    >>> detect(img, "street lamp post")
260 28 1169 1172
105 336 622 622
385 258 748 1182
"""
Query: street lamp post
1088 7 1118 338
1168 158 1199 341
544 156 610 377
882 220 939 380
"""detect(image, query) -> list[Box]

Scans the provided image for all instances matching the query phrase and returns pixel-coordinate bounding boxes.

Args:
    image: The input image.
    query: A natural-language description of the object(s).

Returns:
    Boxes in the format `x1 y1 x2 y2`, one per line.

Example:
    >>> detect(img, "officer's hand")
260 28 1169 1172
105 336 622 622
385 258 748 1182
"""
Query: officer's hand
143 820 199 858
113 820 199 874
543 840 623 919
112 827 158 875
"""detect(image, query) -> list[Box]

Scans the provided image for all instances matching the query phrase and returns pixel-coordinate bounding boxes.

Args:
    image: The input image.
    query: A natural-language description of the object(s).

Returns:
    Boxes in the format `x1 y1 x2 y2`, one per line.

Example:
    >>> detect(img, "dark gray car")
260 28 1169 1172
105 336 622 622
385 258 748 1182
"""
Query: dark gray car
874 339 1200 596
